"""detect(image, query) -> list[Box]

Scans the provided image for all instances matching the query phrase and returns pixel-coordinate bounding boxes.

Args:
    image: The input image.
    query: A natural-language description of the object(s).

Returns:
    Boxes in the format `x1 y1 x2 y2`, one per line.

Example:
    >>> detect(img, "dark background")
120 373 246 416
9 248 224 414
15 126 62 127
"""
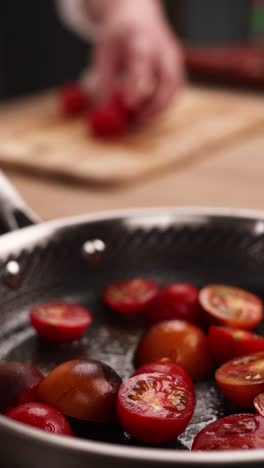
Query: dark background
0 0 253 100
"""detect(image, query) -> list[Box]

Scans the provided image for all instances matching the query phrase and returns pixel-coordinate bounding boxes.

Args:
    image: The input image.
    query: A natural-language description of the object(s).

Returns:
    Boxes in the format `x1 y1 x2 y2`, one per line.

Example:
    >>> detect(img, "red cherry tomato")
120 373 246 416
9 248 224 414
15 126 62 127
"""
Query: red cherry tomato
254 393 264 417
199 285 263 330
103 279 159 315
135 320 213 380
215 352 264 408
208 326 264 364
0 362 43 413
117 372 195 444
30 302 92 343
147 283 202 325
6 403 72 436
132 359 194 395
89 100 128 139
192 413 264 450
60 83 89 117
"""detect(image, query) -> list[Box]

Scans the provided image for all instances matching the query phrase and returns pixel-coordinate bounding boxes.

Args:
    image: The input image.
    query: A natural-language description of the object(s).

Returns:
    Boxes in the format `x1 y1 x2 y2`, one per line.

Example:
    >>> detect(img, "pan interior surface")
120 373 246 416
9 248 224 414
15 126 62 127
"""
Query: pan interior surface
0 208 264 458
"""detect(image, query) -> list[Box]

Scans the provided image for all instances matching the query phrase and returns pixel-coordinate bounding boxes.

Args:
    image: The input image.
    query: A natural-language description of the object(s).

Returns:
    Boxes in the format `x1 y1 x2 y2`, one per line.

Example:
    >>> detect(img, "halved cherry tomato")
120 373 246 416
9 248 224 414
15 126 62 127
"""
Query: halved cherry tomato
215 352 264 408
135 320 213 380
192 413 264 450
89 101 128 139
60 83 90 117
117 372 195 444
132 359 194 395
30 302 92 343
208 326 264 364
199 285 263 330
103 279 159 315
147 283 202 325
254 393 264 417
6 403 72 436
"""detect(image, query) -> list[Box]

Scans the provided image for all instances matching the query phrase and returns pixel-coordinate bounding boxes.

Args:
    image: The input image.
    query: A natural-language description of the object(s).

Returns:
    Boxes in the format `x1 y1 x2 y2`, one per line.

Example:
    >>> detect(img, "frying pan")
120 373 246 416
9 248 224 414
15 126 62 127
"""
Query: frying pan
0 170 263 468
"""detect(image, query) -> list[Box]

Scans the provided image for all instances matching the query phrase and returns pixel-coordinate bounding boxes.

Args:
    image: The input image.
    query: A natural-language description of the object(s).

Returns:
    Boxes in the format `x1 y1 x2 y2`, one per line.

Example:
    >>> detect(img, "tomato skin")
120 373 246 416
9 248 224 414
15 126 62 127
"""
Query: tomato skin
103 279 159 315
38 359 122 423
192 414 264 450
135 320 213 380
30 301 92 344
132 359 194 395
117 372 195 444
89 101 128 139
254 393 264 417
215 352 264 409
6 403 72 436
147 283 202 325
0 362 43 413
60 83 89 117
199 285 263 330
208 326 264 364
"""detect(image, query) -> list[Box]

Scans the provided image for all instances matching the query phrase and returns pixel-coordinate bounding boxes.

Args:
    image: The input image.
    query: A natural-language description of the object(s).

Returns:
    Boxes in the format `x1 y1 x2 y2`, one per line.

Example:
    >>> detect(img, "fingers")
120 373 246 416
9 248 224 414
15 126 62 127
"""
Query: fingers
92 36 122 101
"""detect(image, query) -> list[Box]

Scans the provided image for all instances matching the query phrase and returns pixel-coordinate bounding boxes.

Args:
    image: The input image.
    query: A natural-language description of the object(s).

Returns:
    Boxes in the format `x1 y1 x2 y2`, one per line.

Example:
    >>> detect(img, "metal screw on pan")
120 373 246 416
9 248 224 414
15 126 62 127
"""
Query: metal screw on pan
82 239 106 266
3 260 22 289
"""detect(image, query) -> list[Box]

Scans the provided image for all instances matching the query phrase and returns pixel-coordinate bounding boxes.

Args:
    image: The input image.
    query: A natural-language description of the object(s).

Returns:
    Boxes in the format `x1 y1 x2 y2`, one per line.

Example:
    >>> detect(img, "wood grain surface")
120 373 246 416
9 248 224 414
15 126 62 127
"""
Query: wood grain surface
0 86 263 185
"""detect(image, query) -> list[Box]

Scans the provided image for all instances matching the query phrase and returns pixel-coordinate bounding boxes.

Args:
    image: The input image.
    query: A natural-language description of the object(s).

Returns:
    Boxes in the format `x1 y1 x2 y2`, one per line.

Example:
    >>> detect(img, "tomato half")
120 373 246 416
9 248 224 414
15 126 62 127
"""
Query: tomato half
192 414 264 450
208 326 264 364
147 283 202 325
132 359 194 395
103 279 159 315
60 83 89 117
199 285 263 330
117 372 195 444
254 393 264 417
30 302 92 343
135 320 213 380
215 352 264 408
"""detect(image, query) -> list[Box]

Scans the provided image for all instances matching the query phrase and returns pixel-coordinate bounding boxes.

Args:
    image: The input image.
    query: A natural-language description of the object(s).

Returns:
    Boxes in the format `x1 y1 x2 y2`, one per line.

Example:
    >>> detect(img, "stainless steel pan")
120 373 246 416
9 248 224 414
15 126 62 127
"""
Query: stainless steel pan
0 171 263 468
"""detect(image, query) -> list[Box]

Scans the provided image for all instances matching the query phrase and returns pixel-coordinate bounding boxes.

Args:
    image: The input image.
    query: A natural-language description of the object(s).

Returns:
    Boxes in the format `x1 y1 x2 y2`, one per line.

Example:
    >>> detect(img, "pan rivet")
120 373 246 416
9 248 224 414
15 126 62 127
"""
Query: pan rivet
3 260 21 289
82 239 106 265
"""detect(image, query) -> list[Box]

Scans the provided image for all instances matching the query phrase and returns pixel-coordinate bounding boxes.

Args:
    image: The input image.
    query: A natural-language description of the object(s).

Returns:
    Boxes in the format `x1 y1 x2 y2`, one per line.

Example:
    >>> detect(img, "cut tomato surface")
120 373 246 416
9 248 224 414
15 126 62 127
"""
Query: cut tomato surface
208 326 264 364
30 301 92 343
103 279 159 315
199 285 263 330
117 372 195 444
215 352 264 408
254 393 264 417
192 413 264 450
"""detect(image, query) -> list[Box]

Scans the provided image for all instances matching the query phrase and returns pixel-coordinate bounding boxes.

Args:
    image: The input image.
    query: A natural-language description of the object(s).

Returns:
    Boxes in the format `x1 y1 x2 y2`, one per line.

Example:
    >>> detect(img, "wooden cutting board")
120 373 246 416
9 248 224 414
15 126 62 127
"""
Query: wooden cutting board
0 86 263 185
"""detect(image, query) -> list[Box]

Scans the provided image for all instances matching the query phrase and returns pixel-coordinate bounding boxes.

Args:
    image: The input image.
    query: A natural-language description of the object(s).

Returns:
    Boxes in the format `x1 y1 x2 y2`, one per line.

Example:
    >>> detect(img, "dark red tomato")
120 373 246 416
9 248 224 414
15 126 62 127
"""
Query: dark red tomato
6 403 72 436
117 372 195 444
60 83 89 117
215 352 264 408
208 326 264 364
192 413 264 450
38 359 122 423
0 362 43 413
30 301 92 343
135 320 213 380
147 283 202 325
199 285 263 330
132 359 194 395
103 279 159 315
254 393 264 417
89 99 128 139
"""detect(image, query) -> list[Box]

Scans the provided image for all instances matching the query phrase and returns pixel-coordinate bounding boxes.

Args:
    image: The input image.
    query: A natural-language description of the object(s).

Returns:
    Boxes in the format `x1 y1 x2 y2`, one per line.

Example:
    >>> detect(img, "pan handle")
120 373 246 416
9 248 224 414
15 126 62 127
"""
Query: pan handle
0 171 40 232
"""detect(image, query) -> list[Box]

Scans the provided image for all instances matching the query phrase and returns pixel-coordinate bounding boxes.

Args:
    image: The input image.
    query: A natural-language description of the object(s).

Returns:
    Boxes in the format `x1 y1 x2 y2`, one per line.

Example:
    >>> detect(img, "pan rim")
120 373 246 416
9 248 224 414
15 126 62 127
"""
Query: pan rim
0 205 264 463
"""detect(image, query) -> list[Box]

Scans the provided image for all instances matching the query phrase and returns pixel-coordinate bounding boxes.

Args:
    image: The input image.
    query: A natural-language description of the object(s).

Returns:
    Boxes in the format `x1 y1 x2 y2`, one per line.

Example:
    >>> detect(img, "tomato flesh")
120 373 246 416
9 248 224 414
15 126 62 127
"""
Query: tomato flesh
60 83 89 116
6 403 72 436
192 414 264 450
147 283 202 325
208 326 264 364
135 320 213 380
199 285 263 330
103 279 159 315
117 372 195 444
215 352 264 408
30 301 92 343
132 359 194 395
254 393 264 417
